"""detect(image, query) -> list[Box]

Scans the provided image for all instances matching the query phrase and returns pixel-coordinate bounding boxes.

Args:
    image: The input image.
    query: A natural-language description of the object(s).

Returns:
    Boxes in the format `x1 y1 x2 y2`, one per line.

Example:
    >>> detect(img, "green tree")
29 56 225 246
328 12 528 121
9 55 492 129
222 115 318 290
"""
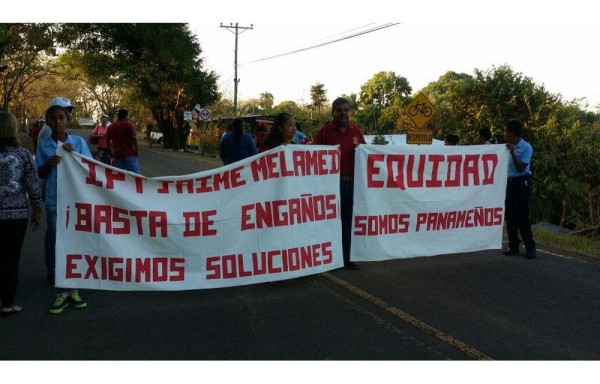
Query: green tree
310 82 328 114
356 71 412 134
359 71 411 108
258 92 274 109
0 23 57 125
419 71 474 139
58 23 220 149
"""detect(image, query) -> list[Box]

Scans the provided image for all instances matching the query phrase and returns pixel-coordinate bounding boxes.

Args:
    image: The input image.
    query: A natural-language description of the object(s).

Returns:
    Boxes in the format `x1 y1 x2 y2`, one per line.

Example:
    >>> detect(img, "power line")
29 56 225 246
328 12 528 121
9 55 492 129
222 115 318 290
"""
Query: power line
287 23 376 49
241 23 400 66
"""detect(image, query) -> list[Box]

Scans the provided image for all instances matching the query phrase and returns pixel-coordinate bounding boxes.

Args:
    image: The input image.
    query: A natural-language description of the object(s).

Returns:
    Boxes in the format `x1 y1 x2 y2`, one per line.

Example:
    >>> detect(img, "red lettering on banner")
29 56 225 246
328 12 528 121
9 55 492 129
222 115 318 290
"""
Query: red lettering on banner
83 159 144 193
481 154 498 185
354 214 411 236
66 254 82 278
427 155 444 188
251 149 340 182
367 154 385 188
205 242 333 279
182 210 217 237
84 255 99 279
241 194 337 230
74 202 168 237
156 166 246 194
65 255 185 282
366 153 498 189
83 158 103 187
415 207 503 231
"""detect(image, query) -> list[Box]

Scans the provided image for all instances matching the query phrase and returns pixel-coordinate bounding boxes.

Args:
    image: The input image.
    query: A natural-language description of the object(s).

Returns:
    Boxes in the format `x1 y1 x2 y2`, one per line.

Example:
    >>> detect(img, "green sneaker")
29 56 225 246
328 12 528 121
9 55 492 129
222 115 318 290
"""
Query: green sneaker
49 294 70 314
69 292 87 309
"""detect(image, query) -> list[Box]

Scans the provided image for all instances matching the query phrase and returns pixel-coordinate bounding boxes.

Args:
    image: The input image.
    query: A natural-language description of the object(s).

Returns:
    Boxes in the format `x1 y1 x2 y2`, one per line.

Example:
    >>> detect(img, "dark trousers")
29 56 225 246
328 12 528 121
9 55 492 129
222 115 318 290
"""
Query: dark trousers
0 219 28 307
505 175 536 252
97 147 111 165
340 180 354 265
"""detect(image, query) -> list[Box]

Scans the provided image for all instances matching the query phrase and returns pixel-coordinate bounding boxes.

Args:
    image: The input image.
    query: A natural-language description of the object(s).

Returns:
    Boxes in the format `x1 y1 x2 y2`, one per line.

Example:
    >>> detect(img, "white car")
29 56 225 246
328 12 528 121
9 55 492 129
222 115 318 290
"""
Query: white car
78 118 96 129
150 131 163 144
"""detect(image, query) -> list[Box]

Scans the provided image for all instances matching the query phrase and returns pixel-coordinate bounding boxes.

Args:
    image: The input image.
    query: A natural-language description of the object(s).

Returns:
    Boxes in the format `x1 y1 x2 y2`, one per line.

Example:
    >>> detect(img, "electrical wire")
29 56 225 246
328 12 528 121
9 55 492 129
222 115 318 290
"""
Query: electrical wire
241 22 400 66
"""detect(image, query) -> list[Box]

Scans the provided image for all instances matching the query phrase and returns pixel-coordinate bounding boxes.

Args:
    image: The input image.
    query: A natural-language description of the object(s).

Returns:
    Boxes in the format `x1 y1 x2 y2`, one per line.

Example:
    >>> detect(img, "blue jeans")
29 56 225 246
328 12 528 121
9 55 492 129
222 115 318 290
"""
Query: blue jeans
114 156 139 174
340 180 354 265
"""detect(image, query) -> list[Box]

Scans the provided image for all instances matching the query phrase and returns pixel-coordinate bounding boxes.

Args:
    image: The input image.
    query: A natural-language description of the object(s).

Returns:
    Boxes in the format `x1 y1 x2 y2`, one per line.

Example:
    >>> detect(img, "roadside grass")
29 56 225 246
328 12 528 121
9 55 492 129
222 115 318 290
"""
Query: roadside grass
532 227 600 257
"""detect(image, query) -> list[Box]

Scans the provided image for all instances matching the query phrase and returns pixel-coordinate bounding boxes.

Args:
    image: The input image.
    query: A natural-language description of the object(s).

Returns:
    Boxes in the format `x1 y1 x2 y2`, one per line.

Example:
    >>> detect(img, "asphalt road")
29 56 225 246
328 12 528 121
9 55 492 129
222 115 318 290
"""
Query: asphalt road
2 131 600 365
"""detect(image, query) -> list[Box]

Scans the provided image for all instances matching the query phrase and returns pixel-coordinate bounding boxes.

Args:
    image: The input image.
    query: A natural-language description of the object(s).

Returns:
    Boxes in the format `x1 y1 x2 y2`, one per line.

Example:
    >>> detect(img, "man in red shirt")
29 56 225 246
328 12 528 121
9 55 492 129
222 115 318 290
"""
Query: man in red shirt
106 108 139 173
314 97 366 269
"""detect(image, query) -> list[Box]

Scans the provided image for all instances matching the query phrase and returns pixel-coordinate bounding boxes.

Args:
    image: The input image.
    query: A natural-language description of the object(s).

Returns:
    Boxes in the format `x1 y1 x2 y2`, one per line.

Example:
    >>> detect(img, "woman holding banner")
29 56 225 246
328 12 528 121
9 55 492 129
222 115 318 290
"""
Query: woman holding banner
261 112 297 149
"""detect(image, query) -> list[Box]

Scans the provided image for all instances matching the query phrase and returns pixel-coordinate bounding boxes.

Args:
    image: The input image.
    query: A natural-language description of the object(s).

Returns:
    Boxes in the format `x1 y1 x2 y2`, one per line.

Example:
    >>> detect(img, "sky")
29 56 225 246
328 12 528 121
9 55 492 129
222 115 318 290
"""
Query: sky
8 0 600 112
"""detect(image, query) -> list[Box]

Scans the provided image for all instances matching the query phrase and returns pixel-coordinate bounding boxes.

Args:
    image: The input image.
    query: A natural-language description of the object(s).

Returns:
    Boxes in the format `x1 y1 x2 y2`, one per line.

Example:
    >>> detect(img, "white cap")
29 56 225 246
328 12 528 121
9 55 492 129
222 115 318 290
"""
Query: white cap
48 97 76 109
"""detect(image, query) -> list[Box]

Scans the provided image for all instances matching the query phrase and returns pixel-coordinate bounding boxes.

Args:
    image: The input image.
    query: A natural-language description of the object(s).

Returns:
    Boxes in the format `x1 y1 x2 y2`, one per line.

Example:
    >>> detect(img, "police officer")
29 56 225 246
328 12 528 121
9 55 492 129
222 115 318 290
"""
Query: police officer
503 120 536 259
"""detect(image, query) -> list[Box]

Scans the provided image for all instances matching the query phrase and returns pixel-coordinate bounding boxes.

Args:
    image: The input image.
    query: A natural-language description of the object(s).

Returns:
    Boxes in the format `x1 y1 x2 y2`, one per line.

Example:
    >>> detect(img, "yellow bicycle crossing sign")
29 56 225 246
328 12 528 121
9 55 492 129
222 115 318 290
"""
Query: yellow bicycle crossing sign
405 92 437 128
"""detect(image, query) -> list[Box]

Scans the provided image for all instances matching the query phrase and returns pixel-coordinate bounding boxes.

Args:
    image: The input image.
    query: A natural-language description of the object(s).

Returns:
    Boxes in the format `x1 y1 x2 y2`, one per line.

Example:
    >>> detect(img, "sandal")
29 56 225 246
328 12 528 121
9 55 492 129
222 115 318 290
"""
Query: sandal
1 305 22 317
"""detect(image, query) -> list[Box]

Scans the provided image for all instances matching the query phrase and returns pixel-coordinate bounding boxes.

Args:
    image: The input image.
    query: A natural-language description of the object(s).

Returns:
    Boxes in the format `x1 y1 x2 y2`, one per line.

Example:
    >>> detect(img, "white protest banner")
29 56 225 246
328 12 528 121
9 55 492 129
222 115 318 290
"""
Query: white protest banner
55 145 343 290
351 144 509 261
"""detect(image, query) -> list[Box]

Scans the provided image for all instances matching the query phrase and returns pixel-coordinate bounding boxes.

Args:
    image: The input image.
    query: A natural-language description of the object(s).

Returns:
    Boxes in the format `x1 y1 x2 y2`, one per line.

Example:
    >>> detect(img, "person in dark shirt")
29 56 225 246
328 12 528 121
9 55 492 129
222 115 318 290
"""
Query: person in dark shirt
220 118 257 165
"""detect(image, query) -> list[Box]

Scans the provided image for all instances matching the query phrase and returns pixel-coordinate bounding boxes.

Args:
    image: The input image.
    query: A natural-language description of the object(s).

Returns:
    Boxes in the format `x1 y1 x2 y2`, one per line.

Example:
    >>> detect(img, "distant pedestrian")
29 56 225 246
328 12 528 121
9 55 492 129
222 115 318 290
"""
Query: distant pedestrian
106 108 139 173
29 118 44 155
90 114 111 165
444 133 460 145
314 97 366 270
255 120 270 153
503 120 537 259
0 112 43 317
220 118 257 165
478 127 494 144
292 122 308 144
36 101 92 314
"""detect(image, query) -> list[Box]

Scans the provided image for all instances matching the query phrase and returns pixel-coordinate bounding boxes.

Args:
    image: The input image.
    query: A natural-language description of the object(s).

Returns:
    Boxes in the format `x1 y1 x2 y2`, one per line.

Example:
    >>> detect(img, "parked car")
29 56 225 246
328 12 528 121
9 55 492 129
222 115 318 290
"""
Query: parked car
150 130 163 144
78 118 96 129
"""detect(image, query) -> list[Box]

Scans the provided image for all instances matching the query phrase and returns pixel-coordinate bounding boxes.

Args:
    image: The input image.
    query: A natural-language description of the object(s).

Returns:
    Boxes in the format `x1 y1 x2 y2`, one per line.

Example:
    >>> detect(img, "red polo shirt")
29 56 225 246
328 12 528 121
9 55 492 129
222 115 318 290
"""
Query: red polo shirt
107 119 137 157
314 122 365 178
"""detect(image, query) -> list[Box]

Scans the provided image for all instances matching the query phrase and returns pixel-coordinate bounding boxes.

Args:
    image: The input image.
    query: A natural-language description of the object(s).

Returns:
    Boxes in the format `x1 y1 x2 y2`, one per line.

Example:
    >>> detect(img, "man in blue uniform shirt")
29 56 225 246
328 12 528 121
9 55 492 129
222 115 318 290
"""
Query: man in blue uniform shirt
503 120 536 259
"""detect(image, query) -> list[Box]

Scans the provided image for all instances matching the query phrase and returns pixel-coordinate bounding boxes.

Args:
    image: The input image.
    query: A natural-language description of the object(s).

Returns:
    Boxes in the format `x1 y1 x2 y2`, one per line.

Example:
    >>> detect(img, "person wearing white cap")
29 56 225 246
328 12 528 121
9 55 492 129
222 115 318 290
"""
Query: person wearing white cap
35 100 92 314
37 97 76 143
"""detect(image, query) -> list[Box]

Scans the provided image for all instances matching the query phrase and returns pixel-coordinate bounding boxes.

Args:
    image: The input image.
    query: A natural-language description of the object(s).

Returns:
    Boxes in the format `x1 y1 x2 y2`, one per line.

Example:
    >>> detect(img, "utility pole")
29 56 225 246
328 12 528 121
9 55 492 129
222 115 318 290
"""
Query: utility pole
220 22 253 116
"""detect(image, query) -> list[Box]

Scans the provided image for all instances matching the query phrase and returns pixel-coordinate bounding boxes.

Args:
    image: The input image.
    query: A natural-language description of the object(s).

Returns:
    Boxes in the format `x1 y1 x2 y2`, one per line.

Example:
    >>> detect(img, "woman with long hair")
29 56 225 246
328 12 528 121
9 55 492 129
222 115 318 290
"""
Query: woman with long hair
0 111 43 317
220 117 257 165
260 112 297 150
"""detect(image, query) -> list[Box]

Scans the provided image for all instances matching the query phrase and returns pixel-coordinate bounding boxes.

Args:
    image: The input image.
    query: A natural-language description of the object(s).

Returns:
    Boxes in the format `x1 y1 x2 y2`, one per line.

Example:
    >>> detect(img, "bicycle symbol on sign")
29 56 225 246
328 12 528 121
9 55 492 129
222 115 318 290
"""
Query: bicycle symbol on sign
408 102 433 117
